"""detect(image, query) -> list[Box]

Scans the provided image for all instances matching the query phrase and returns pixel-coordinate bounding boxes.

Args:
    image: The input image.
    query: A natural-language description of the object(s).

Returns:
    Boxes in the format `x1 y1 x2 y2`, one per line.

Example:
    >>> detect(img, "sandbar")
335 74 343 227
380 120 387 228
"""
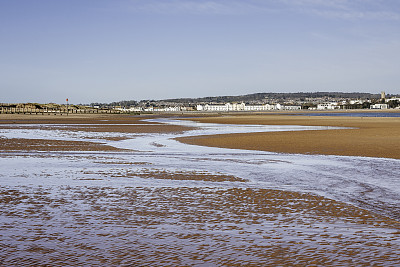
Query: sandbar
178 113 400 159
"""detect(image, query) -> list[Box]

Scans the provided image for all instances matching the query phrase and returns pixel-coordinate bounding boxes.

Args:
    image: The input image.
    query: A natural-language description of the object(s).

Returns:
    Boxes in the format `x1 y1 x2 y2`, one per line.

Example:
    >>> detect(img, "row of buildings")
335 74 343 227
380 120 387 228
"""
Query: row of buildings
196 103 301 112
314 97 400 110
116 100 398 113
314 102 390 110
117 100 398 112
114 92 400 112
116 103 301 112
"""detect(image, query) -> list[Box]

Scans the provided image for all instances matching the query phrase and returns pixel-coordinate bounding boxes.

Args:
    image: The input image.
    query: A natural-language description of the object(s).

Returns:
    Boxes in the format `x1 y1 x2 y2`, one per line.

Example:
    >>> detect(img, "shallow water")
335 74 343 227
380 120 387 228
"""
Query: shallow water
1 118 400 265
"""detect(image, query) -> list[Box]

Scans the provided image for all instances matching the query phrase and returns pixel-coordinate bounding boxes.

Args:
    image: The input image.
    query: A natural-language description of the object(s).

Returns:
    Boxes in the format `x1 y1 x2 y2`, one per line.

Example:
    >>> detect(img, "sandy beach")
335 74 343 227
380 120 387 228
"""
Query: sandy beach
3 112 400 158
179 112 400 159
1 113 400 265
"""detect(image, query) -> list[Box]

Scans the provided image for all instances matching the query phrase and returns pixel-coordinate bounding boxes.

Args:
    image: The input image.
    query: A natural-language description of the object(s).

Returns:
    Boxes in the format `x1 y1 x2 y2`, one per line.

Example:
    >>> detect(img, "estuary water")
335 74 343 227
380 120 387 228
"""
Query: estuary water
1 118 400 265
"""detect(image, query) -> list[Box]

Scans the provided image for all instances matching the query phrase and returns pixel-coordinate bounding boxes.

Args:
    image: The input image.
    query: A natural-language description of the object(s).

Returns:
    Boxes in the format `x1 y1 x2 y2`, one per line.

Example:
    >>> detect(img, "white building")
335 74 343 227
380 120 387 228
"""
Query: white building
370 103 388 109
115 107 143 112
243 104 273 111
196 104 230 111
385 97 400 102
196 103 242 111
349 100 363 105
317 102 340 110
281 105 301 110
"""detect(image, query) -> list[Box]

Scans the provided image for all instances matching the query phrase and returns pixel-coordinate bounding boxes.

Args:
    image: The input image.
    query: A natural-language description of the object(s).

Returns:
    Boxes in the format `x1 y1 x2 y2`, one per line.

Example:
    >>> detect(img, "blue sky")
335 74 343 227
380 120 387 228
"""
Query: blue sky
1 0 399 104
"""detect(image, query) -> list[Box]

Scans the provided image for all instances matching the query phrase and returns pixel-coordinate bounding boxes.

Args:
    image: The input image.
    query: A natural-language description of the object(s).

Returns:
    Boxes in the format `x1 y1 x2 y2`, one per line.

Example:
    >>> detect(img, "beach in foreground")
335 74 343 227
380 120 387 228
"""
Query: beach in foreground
1 113 400 266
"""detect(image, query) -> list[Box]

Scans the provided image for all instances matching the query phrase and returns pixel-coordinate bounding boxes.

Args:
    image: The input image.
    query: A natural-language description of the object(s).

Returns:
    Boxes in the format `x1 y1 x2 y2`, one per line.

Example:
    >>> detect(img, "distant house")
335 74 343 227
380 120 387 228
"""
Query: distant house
197 104 231 111
115 107 143 112
370 103 388 109
197 103 244 111
317 102 339 110
281 105 301 110
385 97 400 102
243 103 273 111
153 106 181 112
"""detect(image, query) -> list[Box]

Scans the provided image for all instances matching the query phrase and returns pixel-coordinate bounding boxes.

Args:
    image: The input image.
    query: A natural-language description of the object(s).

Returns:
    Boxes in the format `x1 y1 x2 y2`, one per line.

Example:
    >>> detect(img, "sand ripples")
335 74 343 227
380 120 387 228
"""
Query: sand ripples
1 117 400 265
1 186 400 265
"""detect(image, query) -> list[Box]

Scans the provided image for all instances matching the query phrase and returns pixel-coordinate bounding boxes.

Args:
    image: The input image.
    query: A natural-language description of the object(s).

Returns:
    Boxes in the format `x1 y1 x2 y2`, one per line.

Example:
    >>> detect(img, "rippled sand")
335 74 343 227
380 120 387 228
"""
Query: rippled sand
1 114 400 266
2 186 400 266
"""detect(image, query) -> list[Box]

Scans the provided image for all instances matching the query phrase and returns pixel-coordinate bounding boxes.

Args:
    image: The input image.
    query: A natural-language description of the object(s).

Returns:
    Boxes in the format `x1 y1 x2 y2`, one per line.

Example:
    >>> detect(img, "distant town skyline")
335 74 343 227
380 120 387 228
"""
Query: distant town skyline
1 0 400 104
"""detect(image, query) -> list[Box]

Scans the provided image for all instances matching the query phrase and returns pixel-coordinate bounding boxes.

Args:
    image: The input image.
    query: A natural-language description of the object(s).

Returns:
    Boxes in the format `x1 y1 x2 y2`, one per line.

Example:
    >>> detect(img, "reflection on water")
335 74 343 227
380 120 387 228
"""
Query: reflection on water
1 119 400 265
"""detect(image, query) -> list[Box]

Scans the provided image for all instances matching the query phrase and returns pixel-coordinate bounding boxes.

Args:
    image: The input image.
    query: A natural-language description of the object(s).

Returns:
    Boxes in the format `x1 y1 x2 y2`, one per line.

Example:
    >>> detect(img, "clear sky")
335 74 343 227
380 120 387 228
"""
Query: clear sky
1 0 399 104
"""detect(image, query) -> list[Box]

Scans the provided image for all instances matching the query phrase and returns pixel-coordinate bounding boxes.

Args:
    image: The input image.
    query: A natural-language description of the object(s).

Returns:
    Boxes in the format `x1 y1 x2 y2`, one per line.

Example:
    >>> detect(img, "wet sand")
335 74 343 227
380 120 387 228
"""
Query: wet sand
2 185 400 266
0 113 194 151
1 113 400 265
0 137 128 152
179 113 400 159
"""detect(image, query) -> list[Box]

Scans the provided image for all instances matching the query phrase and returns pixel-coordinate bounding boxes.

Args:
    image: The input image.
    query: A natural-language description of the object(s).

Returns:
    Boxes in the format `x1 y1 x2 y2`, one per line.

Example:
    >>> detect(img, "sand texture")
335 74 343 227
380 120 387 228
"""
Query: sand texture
2 186 400 266
1 113 400 265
